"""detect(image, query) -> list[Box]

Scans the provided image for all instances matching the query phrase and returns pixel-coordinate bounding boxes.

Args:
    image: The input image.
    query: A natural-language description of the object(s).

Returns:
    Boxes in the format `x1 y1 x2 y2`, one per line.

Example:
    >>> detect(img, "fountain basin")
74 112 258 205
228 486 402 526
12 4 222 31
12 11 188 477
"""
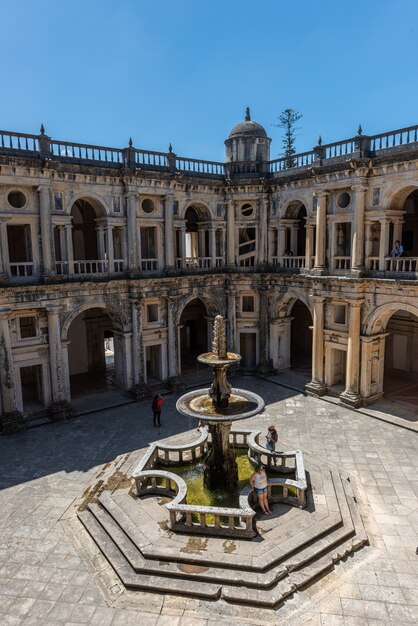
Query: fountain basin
176 388 265 422
197 351 241 366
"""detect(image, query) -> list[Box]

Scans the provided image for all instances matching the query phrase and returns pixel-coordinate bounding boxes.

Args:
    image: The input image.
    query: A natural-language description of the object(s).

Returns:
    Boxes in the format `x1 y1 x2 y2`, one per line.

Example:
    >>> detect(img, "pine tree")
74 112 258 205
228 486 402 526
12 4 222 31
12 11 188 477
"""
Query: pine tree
274 108 302 169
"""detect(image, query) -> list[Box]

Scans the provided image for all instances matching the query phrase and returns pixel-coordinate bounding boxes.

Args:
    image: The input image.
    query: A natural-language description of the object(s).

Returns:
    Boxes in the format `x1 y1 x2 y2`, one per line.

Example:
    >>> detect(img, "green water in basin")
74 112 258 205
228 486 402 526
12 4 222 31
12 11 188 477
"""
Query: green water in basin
158 450 297 508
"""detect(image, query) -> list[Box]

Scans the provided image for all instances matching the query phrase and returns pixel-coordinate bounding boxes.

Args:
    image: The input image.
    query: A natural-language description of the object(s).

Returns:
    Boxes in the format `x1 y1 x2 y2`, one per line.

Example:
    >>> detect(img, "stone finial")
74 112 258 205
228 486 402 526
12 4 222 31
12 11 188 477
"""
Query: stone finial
128 137 133 148
211 315 227 359
40 123 45 135
169 143 173 153
317 135 322 146
245 107 251 121
357 124 362 136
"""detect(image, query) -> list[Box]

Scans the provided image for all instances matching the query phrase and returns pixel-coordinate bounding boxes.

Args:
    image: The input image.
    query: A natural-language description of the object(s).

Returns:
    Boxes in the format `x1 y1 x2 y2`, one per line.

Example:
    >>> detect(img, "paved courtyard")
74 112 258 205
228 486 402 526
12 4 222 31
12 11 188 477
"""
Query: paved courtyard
0 376 417 625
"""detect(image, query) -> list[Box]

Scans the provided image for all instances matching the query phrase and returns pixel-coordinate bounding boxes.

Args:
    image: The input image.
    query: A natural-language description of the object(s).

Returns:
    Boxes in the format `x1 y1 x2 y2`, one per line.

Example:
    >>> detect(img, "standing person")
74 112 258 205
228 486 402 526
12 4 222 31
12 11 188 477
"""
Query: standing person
265 425 278 453
390 240 404 257
249 465 272 515
151 394 164 427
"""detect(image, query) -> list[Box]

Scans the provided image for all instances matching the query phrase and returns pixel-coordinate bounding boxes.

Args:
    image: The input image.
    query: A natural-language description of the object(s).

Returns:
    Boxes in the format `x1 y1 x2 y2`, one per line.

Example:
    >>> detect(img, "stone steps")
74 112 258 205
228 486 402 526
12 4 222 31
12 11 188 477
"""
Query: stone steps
87 500 281 587
78 509 222 599
76 465 369 608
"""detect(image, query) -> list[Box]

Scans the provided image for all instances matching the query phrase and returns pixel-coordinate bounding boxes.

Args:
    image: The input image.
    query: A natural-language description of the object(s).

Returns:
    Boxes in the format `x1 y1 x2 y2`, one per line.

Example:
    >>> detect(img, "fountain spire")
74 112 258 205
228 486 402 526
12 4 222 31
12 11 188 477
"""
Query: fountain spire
211 315 227 359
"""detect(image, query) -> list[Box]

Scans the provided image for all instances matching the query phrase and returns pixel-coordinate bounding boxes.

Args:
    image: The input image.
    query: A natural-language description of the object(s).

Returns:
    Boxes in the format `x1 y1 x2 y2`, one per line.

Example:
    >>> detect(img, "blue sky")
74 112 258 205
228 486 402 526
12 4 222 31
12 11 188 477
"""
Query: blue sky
1 0 417 161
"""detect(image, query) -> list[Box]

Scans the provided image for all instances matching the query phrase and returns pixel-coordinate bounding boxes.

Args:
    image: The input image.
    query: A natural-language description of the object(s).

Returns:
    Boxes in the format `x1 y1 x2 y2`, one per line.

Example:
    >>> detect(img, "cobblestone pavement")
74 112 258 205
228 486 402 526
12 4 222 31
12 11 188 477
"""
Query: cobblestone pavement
1 377 417 625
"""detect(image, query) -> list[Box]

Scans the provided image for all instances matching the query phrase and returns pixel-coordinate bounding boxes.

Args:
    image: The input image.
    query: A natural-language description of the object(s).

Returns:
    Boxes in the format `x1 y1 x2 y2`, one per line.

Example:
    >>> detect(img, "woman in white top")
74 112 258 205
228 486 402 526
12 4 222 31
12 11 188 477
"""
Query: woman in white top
249 464 272 515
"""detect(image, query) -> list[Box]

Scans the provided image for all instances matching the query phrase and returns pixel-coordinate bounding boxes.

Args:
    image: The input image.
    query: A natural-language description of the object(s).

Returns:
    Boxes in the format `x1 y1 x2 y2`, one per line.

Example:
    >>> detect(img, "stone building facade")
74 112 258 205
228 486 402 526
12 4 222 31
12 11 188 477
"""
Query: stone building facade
1 113 418 431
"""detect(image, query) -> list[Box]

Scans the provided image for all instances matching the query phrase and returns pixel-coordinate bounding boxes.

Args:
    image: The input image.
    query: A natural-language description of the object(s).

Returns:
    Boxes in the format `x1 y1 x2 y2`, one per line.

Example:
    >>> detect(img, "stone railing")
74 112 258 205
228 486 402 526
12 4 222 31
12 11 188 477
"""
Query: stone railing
385 256 418 272
3 123 417 179
334 256 351 270
247 431 307 508
9 262 34 277
132 427 306 538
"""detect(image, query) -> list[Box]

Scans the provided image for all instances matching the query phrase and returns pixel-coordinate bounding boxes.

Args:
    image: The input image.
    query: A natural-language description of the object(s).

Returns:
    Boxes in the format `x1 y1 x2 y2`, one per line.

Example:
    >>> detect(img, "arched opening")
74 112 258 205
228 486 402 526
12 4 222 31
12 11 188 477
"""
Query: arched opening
179 299 208 373
401 189 418 256
180 204 214 269
283 201 308 259
290 300 312 372
69 198 106 273
383 309 418 402
67 307 121 399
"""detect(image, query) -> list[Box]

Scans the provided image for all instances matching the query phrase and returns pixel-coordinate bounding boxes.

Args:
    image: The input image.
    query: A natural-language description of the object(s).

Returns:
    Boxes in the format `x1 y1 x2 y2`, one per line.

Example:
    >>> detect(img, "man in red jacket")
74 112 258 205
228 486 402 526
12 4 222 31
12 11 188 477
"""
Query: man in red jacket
151 394 165 427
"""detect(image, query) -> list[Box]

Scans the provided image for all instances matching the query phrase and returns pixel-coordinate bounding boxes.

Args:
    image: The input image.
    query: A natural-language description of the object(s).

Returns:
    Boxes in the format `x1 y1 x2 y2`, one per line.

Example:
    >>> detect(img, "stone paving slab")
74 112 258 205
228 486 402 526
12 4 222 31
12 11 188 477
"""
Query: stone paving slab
1 376 418 624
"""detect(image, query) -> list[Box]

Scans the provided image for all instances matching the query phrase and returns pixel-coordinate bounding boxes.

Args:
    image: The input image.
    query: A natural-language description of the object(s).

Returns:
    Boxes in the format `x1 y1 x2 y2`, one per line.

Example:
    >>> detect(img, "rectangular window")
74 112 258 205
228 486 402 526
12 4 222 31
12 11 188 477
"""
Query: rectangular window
333 304 346 325
19 316 37 339
7 225 32 262
54 193 63 210
113 197 121 213
242 295 255 313
141 227 157 258
146 303 159 323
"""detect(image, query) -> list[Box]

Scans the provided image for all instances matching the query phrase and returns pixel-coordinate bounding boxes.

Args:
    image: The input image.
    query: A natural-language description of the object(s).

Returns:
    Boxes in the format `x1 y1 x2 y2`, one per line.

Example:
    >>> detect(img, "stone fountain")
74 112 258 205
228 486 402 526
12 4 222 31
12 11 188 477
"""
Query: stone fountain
176 315 264 490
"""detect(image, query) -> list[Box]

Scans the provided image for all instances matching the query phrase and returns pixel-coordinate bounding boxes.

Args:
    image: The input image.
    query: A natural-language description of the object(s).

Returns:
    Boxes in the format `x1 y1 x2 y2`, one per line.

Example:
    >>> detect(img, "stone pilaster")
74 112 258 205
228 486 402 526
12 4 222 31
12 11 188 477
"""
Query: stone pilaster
225 284 237 352
0 310 24 433
340 301 363 407
164 193 175 271
126 192 138 272
312 192 329 274
167 296 182 389
350 183 367 275
131 296 148 398
306 297 327 396
256 283 273 374
47 305 73 420
226 200 235 268
38 185 54 276
378 218 390 271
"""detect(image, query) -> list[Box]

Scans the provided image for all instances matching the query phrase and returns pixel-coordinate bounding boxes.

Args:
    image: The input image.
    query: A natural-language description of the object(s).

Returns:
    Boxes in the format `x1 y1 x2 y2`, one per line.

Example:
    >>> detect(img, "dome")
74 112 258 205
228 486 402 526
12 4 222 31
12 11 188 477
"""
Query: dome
229 107 267 139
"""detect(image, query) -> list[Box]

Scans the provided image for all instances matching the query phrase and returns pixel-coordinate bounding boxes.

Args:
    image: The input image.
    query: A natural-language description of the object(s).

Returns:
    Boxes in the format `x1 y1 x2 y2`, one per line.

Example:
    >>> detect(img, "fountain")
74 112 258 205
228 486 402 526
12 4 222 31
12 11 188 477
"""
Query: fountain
176 315 264 491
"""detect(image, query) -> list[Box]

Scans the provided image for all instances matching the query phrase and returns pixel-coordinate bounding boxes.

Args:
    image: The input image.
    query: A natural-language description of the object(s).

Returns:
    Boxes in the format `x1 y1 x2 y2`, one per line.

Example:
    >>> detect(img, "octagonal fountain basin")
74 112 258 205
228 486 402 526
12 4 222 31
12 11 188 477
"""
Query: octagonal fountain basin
176 388 265 422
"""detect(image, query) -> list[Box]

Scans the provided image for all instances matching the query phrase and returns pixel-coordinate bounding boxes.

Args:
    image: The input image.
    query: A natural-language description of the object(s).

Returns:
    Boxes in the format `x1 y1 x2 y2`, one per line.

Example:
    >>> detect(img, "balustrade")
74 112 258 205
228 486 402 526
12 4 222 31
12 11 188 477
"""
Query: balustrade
368 257 379 271
385 256 418 272
9 262 34 277
1 124 418 179
140 258 158 272
334 256 351 270
73 260 107 275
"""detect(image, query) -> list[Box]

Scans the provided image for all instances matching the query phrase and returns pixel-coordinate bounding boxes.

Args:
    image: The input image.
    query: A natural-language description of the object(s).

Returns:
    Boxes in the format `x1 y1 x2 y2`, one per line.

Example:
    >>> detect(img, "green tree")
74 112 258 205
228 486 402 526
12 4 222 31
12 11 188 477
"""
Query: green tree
274 108 302 168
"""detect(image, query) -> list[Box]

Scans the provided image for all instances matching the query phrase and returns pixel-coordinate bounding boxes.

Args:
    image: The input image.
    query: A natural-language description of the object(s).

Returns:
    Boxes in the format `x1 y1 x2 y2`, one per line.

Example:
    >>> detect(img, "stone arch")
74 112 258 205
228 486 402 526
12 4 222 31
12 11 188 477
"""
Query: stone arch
175 293 220 326
181 200 212 221
271 290 313 319
279 196 311 219
364 301 418 336
61 300 125 341
66 192 110 216
382 182 418 210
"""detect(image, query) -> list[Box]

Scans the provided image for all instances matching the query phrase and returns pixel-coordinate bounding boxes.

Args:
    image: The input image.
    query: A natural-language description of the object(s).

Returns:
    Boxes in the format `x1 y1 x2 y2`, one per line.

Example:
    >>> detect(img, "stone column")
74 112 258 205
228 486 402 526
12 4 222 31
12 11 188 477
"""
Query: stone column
276 317 292 370
97 227 106 261
256 284 272 374
0 218 9 276
38 186 54 275
305 224 314 270
58 226 66 269
106 224 114 272
278 225 286 258
365 222 373 265
267 227 275 265
126 192 138 272
306 297 326 396
351 184 367 273
131 297 147 397
47 305 73 420
65 224 74 275
226 285 237 351
226 200 235 267
0 311 23 432
378 218 390 271
340 302 363 407
258 196 268 267
393 219 403 245
198 227 205 260
313 192 329 273
290 223 298 255
167 297 180 387
180 225 187 269
209 226 217 267
164 194 175 271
